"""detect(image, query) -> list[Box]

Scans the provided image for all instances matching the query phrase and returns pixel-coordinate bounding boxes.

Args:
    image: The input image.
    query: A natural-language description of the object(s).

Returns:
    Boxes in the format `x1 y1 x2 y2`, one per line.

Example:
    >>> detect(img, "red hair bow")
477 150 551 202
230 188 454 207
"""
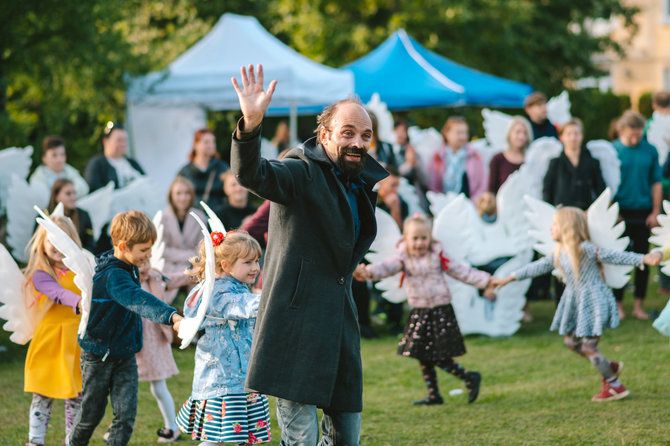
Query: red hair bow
211 232 225 246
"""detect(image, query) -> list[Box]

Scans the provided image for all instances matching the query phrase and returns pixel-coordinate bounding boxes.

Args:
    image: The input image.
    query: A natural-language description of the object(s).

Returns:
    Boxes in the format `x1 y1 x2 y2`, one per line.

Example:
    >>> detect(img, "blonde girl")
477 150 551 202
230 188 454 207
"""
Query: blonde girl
355 214 494 405
176 231 271 445
495 207 658 402
23 216 83 446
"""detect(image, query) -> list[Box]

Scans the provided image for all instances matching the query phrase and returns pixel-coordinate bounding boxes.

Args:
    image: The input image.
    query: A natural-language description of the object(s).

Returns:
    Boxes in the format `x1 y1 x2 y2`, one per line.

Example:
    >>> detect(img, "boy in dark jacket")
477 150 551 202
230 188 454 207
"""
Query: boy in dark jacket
68 210 182 446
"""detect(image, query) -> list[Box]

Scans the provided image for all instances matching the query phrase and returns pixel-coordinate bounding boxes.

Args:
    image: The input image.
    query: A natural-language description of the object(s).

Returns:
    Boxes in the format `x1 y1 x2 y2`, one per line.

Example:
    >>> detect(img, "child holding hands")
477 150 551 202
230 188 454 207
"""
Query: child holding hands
176 230 271 445
23 217 84 446
494 207 659 402
68 210 183 446
355 214 495 405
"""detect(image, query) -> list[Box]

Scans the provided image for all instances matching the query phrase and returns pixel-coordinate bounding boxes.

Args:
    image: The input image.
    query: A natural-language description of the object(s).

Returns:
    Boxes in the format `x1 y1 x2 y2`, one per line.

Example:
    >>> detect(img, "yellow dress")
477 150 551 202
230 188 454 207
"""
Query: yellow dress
24 269 82 399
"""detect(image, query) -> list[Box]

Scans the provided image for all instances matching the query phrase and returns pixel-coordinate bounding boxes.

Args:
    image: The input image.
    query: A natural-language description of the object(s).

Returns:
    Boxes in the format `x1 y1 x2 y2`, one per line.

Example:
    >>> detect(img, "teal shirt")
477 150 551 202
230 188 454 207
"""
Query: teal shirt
613 138 662 209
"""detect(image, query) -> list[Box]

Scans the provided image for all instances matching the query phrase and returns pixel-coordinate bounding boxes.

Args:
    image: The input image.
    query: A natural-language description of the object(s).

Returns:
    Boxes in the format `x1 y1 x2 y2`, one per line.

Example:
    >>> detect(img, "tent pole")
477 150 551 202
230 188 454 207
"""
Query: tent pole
289 100 298 147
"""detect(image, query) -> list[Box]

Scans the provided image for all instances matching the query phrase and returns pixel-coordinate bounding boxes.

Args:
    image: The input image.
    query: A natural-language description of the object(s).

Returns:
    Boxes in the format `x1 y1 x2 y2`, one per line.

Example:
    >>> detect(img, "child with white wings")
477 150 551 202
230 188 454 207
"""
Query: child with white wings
494 206 659 401
355 214 496 405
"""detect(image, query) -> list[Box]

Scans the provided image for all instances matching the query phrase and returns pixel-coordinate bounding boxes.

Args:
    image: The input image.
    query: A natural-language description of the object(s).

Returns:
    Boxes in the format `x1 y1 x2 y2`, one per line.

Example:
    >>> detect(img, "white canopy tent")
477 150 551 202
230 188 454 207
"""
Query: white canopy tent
126 13 354 193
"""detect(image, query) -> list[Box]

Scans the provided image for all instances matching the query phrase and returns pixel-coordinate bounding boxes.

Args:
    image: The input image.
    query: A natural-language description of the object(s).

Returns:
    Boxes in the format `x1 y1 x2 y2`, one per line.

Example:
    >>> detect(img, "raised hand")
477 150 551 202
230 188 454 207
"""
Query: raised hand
231 64 277 130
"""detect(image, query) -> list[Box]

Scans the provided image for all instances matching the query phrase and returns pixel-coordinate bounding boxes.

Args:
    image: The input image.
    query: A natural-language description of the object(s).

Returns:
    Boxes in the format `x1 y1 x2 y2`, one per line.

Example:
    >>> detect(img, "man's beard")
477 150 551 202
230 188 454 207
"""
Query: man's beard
335 146 366 180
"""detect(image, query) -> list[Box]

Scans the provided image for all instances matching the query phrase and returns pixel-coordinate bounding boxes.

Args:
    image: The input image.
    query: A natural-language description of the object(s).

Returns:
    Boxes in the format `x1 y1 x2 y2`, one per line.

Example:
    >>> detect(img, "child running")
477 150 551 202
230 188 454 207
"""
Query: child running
24 216 83 446
494 207 658 401
176 230 271 445
68 210 182 446
355 214 494 405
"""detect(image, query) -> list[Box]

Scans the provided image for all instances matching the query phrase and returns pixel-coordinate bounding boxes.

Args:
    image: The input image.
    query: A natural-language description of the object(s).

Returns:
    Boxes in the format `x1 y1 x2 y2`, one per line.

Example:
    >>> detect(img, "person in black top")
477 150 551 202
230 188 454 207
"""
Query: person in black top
214 170 257 231
47 178 95 252
524 92 559 140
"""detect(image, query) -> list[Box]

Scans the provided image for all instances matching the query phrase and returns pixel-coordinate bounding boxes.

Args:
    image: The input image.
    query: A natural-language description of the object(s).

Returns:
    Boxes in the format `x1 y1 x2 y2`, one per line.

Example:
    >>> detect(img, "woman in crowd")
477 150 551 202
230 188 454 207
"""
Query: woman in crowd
488 117 532 194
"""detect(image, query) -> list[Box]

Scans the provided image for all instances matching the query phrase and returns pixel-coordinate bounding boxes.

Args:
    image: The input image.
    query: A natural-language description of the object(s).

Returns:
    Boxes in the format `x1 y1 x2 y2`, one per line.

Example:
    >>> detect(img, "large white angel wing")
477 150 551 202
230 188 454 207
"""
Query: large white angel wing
482 108 512 150
34 206 96 337
586 140 621 195
546 90 572 127
111 176 163 218
200 201 226 234
408 126 443 178
650 200 670 275
76 182 114 241
586 188 632 288
178 212 215 348
397 177 424 217
6 175 50 263
0 146 33 215
432 193 474 263
150 210 165 272
365 208 405 303
366 93 396 144
524 137 563 198
646 112 670 167
0 243 35 344
524 195 557 257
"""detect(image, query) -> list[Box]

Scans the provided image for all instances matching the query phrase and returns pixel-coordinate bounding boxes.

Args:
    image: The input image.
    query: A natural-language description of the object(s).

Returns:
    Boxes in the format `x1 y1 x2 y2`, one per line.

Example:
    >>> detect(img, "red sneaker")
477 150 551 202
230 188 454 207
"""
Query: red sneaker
592 382 629 402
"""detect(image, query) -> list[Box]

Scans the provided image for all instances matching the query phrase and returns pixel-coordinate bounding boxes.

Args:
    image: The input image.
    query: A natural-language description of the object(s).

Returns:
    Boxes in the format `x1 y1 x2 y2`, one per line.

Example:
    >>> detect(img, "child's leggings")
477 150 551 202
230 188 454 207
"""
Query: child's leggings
150 379 178 431
420 359 472 397
28 392 82 445
563 334 615 380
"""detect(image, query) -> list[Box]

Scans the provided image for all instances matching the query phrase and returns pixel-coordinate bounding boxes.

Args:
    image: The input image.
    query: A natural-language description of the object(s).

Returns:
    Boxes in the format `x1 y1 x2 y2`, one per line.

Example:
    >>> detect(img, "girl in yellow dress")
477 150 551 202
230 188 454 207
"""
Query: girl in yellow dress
23 216 83 446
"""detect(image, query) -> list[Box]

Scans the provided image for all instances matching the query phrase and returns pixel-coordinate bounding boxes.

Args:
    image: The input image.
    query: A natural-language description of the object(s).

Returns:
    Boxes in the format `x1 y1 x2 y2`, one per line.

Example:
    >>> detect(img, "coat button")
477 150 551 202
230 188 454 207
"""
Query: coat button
337 277 345 285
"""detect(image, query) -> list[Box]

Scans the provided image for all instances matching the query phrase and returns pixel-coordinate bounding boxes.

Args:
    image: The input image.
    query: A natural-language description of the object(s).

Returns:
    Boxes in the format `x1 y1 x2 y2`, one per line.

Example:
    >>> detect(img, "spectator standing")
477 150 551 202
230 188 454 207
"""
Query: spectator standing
488 116 532 194
524 92 559 140
30 135 89 198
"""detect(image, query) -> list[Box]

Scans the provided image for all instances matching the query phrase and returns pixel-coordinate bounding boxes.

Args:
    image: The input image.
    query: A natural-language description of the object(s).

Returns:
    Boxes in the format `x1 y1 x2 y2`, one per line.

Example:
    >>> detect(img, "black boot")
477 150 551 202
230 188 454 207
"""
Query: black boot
466 371 481 403
412 395 444 405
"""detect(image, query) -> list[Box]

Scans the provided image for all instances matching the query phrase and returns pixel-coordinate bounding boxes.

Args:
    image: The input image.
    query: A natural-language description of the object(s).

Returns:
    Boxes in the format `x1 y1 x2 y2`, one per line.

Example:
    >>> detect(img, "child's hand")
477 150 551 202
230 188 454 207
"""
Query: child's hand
644 251 663 266
171 313 183 333
482 286 497 302
353 264 369 282
76 299 82 314
491 276 515 289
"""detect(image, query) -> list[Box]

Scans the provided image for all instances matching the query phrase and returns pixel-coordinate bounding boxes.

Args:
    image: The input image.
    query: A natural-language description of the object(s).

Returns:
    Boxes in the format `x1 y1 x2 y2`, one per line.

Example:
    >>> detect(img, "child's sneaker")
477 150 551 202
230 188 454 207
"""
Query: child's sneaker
412 395 444 405
466 371 481 403
592 382 629 402
156 427 180 443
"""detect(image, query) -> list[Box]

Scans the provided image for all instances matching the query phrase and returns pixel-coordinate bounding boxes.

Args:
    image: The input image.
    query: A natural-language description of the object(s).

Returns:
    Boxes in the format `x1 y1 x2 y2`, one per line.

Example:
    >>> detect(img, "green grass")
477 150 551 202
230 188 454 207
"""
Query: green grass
1 284 670 445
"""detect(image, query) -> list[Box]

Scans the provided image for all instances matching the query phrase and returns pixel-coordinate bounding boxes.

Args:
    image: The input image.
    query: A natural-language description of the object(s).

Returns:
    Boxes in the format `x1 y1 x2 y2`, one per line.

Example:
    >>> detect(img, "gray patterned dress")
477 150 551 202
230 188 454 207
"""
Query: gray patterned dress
513 241 643 337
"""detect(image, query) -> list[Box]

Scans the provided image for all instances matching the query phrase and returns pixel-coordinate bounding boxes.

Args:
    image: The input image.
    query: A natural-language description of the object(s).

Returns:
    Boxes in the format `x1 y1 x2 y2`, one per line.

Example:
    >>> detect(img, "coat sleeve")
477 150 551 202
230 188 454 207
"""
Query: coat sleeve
365 256 404 280
512 255 555 281
444 261 490 289
582 241 643 267
230 126 308 205
590 158 606 197
85 156 108 192
543 159 557 204
106 271 177 324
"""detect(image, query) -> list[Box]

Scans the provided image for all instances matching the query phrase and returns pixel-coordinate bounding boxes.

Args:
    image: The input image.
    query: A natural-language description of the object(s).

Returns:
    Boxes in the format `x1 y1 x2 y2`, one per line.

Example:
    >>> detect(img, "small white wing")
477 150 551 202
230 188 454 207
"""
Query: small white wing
646 112 670 167
425 190 454 217
524 195 557 257
649 200 670 275
111 177 163 218
34 206 95 337
150 210 165 272
77 181 114 241
366 93 396 144
408 126 443 178
482 108 513 150
524 137 563 198
0 146 33 215
586 140 621 195
432 194 474 263
365 208 406 303
6 175 49 263
0 243 35 344
200 201 226 234
586 188 632 288
178 212 216 348
547 90 572 127
397 177 424 218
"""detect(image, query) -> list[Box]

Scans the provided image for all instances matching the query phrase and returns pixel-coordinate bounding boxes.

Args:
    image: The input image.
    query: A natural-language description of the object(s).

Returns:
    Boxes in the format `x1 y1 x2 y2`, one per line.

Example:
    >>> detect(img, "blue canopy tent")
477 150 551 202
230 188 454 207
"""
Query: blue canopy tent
345 30 533 109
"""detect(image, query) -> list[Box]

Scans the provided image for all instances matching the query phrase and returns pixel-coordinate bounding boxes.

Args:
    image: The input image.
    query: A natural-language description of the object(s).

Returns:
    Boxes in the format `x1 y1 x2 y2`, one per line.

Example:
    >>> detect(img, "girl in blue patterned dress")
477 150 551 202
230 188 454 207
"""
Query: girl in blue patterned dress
176 231 271 445
494 207 658 402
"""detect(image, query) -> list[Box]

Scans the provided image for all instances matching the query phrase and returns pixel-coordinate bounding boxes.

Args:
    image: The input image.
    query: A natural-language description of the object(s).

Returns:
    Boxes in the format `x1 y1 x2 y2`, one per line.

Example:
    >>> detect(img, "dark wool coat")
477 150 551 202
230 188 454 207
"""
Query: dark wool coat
231 127 388 412
543 149 606 210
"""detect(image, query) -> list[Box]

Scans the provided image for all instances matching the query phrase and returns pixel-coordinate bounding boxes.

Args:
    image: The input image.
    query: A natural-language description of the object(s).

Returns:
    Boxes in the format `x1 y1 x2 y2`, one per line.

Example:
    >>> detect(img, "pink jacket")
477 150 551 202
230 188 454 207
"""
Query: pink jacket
365 241 490 308
427 144 487 201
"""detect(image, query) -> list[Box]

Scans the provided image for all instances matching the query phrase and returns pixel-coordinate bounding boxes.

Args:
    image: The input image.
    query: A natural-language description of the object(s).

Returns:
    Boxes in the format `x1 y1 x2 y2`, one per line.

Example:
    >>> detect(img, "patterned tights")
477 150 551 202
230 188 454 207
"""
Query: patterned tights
29 392 82 445
420 359 471 398
564 334 615 381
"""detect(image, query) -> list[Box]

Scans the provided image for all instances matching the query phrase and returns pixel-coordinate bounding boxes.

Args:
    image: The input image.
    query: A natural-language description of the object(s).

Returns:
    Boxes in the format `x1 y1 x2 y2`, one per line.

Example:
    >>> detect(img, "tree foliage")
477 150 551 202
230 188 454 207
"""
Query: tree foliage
1 0 638 169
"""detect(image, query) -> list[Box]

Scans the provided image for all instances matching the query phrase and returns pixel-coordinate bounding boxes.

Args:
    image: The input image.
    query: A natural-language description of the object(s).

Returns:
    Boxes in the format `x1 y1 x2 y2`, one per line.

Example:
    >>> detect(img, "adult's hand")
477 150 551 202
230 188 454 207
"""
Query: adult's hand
646 210 660 228
231 64 277 130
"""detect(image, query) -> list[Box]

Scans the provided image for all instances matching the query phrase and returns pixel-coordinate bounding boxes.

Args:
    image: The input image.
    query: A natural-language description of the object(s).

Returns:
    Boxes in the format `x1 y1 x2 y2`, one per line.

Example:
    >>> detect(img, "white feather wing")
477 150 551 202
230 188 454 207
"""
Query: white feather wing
524 195 557 257
482 108 512 150
178 212 216 348
77 182 114 241
524 137 563 198
0 243 35 344
649 200 670 275
34 206 95 337
0 146 33 215
546 90 572 127
646 113 670 167
366 93 396 144
586 140 621 195
366 208 405 303
408 126 443 178
150 210 165 272
111 177 163 218
6 175 49 263
432 194 474 263
200 201 226 234
397 177 423 218
586 188 632 288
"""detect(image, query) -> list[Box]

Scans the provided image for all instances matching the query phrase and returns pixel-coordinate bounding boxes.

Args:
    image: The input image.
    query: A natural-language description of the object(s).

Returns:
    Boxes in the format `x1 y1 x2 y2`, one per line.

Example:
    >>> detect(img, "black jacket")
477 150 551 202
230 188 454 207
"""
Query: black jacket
543 149 606 210
177 159 229 210
84 154 145 192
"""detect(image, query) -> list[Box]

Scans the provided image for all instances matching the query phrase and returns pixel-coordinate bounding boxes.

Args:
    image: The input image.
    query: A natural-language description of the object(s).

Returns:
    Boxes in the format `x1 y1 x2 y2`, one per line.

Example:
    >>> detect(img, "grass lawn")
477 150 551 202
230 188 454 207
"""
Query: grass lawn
1 282 669 445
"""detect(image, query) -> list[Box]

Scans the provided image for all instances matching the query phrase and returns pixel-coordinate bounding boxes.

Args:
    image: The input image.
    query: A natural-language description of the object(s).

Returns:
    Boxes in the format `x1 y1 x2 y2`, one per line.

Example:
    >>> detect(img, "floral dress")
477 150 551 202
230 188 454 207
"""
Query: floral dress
513 241 643 337
176 276 270 444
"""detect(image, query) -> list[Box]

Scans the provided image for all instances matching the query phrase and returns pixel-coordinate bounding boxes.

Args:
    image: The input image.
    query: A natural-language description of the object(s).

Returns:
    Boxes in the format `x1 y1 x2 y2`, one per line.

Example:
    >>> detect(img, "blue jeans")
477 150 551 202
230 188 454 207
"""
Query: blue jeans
67 351 138 446
276 398 361 446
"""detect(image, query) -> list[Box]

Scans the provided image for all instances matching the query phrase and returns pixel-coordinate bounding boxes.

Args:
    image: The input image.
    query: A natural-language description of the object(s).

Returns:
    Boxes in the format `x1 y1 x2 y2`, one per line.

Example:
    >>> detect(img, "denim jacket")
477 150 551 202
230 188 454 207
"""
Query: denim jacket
78 250 177 358
187 275 260 400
